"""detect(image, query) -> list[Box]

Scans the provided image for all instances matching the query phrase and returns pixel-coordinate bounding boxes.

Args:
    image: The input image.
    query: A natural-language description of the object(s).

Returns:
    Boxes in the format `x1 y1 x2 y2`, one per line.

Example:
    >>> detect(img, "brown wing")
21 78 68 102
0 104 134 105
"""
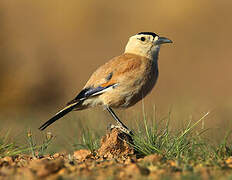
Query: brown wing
84 53 142 89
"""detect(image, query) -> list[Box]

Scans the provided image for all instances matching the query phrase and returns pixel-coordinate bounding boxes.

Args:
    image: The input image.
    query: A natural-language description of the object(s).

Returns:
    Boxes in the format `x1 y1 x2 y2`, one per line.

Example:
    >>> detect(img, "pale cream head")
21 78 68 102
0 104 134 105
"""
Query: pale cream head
125 32 172 60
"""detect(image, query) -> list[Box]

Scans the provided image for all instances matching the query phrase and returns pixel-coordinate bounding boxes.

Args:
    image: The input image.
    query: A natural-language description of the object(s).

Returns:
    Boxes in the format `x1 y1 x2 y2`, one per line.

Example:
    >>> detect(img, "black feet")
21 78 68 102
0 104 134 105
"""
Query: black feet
108 124 134 136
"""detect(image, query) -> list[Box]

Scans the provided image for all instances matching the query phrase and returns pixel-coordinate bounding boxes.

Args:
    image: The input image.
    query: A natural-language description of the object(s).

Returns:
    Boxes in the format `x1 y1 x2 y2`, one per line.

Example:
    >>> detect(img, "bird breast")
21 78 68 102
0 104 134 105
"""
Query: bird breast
100 58 159 108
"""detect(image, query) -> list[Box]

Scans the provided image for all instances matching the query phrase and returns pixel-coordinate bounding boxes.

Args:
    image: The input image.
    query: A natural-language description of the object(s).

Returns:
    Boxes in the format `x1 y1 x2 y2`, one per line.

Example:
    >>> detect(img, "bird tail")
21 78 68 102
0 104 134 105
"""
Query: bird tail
39 101 82 131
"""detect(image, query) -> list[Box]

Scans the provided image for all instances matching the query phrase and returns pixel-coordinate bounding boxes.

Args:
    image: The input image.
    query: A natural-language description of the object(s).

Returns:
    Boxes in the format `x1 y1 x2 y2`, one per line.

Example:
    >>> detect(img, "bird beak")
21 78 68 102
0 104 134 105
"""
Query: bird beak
156 37 173 45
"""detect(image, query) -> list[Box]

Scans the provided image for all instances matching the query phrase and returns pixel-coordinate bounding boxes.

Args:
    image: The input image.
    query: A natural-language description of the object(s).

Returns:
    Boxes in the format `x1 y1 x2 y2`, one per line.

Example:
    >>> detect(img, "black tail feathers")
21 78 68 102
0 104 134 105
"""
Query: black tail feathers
39 101 81 131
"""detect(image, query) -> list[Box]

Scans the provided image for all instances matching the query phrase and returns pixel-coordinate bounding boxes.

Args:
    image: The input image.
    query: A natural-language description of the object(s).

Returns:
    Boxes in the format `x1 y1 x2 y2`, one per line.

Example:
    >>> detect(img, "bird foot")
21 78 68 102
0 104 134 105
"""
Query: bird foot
107 124 134 136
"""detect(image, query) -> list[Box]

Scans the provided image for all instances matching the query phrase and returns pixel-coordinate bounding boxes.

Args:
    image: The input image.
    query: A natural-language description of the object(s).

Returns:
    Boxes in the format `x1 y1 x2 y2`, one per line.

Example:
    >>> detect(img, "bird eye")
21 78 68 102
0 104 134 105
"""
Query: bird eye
140 37 146 41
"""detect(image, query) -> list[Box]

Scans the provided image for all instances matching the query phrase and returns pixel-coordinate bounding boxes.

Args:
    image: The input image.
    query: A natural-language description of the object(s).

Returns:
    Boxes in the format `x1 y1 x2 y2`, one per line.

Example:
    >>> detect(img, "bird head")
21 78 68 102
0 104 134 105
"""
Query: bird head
125 32 172 59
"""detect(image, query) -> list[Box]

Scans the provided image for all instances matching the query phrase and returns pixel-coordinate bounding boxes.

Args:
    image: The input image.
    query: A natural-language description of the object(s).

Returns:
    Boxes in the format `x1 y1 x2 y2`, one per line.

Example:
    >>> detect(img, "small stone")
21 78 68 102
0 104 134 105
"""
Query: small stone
29 158 64 177
3 156 13 163
2 156 14 166
17 167 35 179
73 149 91 161
53 153 60 158
124 158 133 165
142 154 163 164
125 164 140 174
124 164 150 177
225 157 232 164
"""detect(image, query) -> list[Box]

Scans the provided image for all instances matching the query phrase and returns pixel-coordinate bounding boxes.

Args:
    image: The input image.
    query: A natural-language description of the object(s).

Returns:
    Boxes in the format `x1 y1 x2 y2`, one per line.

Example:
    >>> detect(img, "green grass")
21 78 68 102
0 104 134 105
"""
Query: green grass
66 108 232 168
1 110 232 180
1 107 232 180
0 109 232 167
0 129 55 158
0 130 32 157
0 130 20 157
73 128 100 154
27 129 55 157
132 112 210 160
130 110 232 168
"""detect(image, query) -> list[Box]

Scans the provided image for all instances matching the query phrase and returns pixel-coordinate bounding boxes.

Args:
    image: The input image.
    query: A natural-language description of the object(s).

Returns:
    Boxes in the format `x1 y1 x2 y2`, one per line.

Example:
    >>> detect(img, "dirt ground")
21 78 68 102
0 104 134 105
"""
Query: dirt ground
1 129 232 180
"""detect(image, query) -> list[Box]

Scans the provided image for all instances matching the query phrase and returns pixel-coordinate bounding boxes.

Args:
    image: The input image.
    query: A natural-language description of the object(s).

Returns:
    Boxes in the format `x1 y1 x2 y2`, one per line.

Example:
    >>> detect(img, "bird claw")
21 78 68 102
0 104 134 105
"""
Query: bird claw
107 124 133 136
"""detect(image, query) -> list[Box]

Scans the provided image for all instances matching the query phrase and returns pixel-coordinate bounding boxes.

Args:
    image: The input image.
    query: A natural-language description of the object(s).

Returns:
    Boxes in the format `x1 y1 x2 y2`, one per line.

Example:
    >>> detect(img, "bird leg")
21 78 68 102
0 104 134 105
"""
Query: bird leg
106 106 133 135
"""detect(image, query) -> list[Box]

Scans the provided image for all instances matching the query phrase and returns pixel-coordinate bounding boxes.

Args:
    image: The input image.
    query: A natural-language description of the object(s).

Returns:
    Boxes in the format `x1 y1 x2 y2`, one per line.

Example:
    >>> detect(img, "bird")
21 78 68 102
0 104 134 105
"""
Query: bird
39 32 172 135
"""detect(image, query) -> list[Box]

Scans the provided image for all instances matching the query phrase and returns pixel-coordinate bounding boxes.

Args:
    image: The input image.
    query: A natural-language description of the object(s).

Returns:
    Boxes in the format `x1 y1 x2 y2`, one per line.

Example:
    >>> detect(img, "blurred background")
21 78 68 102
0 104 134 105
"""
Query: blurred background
0 0 232 149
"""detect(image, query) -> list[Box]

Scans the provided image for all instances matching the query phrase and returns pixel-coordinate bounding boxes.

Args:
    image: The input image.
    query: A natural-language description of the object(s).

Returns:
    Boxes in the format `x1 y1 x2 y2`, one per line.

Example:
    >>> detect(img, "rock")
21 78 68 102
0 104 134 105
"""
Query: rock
97 128 134 159
73 149 92 161
121 164 150 179
225 157 232 167
29 158 64 177
124 156 137 164
0 166 15 177
17 167 35 180
142 154 163 164
3 156 13 164
53 153 60 158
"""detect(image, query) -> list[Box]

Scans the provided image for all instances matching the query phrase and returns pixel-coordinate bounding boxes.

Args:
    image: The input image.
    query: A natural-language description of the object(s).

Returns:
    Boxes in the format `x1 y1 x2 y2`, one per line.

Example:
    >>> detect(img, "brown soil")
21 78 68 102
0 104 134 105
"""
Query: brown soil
0 128 232 180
